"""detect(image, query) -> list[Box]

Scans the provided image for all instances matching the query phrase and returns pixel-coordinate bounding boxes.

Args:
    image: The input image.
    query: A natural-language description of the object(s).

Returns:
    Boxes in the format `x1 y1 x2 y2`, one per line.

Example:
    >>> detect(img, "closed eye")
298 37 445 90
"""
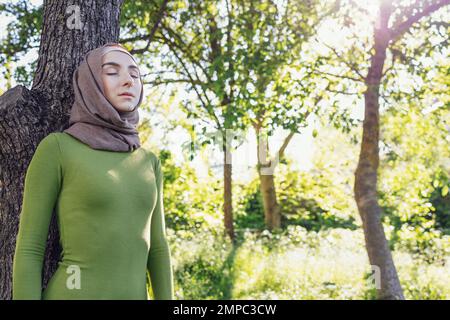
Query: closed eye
106 72 138 79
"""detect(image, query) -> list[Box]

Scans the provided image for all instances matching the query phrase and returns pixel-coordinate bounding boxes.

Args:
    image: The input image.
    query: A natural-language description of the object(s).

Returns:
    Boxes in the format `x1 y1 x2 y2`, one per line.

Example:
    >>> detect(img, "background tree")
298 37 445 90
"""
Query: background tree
231 0 336 230
123 0 249 241
315 0 450 299
121 0 341 234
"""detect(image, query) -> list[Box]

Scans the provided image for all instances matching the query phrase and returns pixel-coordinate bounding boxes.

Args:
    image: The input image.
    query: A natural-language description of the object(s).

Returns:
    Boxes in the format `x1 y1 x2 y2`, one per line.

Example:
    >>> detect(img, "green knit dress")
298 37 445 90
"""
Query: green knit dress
12 132 174 300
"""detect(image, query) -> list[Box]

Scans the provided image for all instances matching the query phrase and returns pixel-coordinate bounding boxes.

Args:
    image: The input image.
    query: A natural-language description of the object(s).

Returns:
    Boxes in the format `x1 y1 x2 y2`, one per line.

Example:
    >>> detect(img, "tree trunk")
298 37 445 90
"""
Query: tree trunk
255 126 282 230
223 143 235 242
259 173 281 230
354 5 404 300
0 0 124 300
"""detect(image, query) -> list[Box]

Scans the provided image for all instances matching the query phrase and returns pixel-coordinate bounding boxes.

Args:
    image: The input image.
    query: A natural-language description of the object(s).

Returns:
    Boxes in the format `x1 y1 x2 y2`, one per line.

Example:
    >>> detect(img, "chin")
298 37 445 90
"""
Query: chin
115 104 134 112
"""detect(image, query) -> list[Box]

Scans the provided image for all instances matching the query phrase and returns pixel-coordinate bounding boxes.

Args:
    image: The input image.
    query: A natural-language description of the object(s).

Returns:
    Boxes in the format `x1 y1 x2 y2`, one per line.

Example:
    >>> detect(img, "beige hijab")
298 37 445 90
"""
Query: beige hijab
64 43 144 152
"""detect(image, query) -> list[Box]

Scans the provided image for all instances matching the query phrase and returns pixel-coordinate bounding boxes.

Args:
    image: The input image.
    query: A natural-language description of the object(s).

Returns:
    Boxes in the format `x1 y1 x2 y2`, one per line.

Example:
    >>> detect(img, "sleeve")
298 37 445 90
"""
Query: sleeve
146 155 174 300
12 134 63 300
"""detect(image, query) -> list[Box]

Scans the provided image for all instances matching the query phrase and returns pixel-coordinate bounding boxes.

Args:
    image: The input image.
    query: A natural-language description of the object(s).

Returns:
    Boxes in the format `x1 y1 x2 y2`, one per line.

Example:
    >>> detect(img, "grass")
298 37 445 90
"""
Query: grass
167 226 450 300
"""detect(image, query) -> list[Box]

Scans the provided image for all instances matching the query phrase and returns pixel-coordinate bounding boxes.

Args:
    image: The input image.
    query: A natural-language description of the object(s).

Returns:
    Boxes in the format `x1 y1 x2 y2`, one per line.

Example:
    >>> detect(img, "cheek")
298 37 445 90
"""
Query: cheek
102 76 116 99
135 85 142 99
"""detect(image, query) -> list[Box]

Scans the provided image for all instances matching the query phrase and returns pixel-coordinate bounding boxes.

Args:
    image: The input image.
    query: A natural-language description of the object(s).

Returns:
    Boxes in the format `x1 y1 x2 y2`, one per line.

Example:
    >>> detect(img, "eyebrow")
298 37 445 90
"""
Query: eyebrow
101 62 140 72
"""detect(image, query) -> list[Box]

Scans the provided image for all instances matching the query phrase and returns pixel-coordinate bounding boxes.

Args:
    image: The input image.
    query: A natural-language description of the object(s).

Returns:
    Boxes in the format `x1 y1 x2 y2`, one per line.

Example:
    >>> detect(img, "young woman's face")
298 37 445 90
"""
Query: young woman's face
101 51 142 112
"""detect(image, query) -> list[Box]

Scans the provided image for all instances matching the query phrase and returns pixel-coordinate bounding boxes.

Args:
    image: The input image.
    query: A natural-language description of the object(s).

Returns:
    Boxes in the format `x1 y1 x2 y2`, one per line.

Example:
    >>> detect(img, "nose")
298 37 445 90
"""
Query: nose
123 74 135 87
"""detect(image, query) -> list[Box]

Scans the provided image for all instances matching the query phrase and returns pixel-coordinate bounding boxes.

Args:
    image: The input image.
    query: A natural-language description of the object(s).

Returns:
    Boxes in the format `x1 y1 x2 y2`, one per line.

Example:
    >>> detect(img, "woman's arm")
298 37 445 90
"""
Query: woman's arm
13 133 63 300
147 154 174 300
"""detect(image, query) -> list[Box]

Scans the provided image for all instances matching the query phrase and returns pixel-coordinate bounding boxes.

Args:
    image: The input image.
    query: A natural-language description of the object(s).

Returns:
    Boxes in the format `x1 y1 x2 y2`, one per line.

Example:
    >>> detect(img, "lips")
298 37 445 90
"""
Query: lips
119 92 135 97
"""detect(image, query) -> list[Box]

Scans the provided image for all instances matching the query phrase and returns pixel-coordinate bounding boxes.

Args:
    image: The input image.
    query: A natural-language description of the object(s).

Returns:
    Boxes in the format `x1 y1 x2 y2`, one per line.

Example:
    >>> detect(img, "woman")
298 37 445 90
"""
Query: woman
12 43 174 300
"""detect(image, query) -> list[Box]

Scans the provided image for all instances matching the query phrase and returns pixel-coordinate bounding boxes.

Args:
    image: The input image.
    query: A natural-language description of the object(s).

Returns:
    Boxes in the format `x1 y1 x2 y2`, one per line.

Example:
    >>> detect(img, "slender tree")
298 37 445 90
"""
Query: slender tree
234 0 339 230
316 0 450 299
125 0 244 241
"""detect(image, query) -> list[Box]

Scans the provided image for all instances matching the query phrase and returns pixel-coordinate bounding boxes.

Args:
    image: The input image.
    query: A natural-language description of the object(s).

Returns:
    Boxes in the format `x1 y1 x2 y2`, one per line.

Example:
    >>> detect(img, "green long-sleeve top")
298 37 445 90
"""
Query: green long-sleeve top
13 132 174 300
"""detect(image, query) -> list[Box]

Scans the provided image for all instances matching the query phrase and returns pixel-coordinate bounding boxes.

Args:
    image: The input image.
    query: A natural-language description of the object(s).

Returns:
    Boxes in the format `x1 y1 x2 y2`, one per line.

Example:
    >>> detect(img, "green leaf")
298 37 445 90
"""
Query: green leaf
442 185 449 197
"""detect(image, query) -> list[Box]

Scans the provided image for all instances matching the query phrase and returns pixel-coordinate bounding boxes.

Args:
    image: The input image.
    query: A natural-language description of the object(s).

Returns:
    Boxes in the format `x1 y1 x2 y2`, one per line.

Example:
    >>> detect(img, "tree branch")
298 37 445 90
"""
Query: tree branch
277 130 295 160
143 78 206 86
314 70 364 83
321 42 366 81
129 0 169 55
389 0 450 41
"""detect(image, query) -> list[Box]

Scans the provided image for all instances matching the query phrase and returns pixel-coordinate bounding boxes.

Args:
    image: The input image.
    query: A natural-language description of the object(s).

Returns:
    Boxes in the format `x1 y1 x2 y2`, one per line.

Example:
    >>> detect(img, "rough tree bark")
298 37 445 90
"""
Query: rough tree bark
0 0 124 300
354 0 449 300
